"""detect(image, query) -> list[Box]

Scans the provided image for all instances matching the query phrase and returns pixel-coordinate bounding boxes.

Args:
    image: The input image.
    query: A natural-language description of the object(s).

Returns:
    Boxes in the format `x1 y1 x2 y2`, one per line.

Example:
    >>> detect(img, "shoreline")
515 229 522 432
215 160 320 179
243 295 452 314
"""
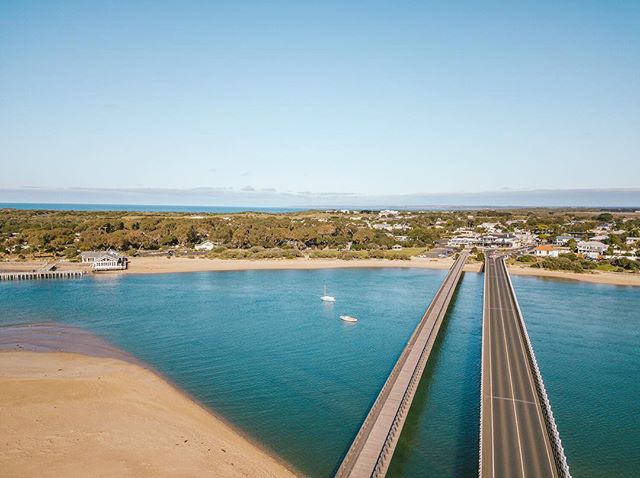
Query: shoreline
506 264 640 286
114 255 482 274
113 256 639 287
2 255 639 287
0 324 300 478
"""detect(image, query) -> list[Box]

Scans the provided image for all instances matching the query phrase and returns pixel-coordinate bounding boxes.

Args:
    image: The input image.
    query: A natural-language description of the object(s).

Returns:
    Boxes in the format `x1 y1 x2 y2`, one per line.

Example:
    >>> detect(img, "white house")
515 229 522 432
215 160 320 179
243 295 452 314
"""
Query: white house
534 245 558 257
194 240 217 251
379 209 400 217
533 245 569 257
372 222 393 231
555 235 574 245
626 237 640 245
80 250 128 271
480 222 500 233
577 241 607 259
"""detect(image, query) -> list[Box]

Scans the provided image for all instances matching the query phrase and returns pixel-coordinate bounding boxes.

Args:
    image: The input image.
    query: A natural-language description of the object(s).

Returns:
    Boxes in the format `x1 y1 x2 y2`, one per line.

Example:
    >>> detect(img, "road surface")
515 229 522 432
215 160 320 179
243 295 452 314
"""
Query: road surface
480 255 559 477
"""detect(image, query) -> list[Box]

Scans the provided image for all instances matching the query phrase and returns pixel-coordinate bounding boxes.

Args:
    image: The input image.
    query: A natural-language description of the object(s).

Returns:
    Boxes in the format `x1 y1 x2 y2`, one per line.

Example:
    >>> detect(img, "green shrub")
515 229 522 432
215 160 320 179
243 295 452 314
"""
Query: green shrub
609 257 640 271
517 255 536 263
541 257 584 272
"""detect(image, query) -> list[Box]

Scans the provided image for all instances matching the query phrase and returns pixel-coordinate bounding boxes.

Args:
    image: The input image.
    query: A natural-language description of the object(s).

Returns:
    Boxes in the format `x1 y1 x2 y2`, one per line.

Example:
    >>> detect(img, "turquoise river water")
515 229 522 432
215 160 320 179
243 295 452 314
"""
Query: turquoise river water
0 269 638 477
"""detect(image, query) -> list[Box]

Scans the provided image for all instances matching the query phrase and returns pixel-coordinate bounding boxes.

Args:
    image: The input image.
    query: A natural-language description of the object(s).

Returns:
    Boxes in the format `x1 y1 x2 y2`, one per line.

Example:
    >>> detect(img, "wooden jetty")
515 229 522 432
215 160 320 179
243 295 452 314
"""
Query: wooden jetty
0 270 86 281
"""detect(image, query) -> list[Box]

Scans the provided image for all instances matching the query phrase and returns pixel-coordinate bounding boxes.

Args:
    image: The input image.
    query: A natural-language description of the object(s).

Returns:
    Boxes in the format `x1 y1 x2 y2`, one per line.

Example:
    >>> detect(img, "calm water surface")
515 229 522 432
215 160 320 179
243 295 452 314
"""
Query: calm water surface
0 203 303 213
1 270 638 477
511 276 640 478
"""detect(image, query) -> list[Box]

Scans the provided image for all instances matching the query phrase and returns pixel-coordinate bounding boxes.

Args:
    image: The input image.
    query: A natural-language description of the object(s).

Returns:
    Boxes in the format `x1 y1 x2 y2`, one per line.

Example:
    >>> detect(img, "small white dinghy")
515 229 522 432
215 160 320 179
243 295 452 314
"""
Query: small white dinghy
340 315 358 323
320 285 336 302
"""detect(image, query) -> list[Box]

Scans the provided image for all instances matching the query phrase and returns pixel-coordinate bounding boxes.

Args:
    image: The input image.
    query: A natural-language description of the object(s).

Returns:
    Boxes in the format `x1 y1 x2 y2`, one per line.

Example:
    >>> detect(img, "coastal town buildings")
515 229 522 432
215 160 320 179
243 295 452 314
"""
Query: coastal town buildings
534 245 557 257
80 250 128 271
447 232 525 249
555 235 574 245
577 241 608 259
447 236 477 248
533 245 570 257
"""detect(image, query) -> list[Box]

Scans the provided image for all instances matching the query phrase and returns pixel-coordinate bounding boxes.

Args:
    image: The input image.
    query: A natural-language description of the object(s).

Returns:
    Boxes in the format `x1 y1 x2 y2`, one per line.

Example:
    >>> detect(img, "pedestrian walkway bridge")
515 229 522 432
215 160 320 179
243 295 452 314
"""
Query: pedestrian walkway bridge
335 252 468 478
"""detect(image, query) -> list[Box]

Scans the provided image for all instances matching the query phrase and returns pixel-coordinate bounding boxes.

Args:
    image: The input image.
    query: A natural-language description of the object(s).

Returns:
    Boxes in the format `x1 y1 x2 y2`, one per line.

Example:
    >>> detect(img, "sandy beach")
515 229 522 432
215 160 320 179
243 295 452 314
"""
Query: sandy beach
507 263 640 286
111 256 640 286
0 325 298 478
3 255 639 286
117 255 484 274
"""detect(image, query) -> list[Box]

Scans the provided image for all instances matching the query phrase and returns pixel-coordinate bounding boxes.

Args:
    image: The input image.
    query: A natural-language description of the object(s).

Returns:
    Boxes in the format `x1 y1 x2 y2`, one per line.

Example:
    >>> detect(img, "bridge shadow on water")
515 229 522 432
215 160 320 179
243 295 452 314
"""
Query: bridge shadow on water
386 274 481 478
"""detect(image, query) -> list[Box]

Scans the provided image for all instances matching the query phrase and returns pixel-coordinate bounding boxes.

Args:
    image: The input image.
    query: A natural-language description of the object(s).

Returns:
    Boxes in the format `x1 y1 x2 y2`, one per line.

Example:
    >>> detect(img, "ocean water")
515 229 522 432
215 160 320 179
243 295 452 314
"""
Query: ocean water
0 268 447 476
0 270 638 477
388 272 482 477
0 202 304 213
510 276 640 478
0 202 513 213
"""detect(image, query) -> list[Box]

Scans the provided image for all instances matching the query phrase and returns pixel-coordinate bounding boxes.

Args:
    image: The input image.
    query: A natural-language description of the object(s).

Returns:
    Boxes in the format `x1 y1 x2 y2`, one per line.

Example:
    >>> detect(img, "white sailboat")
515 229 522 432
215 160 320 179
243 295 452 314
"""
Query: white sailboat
320 285 336 302
340 315 358 323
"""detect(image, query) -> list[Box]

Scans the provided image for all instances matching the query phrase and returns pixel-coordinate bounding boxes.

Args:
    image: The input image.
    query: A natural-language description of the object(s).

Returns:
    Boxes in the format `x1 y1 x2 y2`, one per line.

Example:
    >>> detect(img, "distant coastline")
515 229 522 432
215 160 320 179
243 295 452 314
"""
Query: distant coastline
4 202 637 213
0 202 538 213
0 202 305 214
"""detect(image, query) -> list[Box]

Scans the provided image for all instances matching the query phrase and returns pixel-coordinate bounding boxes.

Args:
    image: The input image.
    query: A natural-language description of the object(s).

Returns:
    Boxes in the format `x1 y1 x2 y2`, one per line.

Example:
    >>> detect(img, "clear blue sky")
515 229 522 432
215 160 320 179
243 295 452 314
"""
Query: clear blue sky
1 1 638 199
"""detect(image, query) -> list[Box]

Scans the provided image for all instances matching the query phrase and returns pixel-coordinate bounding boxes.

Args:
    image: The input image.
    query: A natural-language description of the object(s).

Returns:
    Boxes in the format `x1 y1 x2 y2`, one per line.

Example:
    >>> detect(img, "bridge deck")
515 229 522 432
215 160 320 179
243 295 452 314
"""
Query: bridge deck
336 252 468 478
480 255 568 477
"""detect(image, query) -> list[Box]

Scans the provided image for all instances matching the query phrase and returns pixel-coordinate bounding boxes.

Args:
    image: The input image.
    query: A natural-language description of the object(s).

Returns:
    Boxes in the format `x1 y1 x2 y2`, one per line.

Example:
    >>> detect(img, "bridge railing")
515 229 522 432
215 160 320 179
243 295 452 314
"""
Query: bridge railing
478 257 488 477
502 258 571 478
371 253 466 476
335 252 467 477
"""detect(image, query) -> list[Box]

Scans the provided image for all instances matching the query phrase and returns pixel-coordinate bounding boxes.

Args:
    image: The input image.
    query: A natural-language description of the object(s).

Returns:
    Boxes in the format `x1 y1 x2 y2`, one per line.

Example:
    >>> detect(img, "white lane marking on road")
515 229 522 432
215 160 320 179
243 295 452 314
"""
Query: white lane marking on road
501 261 558 478
490 395 538 406
496 260 526 478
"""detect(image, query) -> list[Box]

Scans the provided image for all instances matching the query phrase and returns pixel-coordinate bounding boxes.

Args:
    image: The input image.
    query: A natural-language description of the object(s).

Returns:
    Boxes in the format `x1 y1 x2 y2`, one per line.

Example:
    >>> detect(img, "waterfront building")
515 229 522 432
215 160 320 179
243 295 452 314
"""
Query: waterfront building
80 250 128 271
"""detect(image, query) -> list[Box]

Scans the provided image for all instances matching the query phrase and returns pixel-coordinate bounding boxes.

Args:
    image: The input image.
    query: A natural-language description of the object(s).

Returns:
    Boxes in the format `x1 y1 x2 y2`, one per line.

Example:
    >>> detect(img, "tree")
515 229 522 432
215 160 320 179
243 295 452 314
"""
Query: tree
352 228 375 244
186 226 199 246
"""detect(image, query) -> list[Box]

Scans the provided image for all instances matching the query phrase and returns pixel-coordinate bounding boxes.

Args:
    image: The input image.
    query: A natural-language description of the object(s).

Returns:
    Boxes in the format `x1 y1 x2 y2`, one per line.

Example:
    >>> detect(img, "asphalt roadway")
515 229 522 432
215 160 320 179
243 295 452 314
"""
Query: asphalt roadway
480 255 559 478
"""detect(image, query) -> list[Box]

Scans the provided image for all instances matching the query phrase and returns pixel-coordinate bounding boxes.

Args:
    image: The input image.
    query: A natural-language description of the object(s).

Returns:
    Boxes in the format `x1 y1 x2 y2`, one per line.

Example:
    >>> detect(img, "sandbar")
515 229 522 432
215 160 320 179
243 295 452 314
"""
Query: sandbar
0 324 298 478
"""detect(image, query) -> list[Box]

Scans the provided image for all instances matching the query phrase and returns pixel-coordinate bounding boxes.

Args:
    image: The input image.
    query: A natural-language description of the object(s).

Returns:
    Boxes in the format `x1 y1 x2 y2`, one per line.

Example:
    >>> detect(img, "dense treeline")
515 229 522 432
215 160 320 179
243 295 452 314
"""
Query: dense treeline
0 209 443 258
2 208 639 263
